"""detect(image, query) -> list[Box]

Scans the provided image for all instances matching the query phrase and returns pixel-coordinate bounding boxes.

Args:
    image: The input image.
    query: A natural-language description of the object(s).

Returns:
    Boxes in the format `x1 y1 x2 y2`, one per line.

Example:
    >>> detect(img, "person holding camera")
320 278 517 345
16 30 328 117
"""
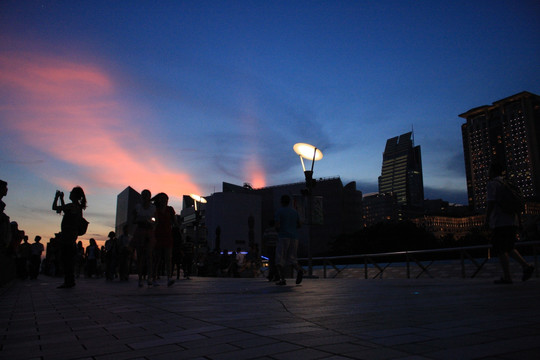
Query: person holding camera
52 186 87 288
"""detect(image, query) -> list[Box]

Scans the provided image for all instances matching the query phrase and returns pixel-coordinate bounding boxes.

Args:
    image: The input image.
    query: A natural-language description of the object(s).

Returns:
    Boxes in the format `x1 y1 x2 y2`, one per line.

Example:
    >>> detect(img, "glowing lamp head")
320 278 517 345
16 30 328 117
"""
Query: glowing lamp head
189 194 207 211
293 143 323 172
189 194 207 204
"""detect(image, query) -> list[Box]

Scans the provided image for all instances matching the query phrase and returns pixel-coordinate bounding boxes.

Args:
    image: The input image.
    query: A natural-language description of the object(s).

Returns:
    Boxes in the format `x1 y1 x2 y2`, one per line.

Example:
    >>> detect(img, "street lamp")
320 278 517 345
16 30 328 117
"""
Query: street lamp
189 194 207 211
293 143 323 278
293 143 323 192
189 194 207 257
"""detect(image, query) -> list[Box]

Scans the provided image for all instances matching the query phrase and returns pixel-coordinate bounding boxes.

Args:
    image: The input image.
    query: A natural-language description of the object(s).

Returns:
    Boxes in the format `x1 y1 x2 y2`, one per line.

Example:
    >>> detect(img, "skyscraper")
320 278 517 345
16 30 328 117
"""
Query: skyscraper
378 132 424 208
460 91 540 211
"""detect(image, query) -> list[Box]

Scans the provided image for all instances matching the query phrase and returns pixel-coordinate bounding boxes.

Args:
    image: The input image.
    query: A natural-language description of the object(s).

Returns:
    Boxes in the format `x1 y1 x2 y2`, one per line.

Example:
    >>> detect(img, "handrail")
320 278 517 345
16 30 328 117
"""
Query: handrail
298 241 540 279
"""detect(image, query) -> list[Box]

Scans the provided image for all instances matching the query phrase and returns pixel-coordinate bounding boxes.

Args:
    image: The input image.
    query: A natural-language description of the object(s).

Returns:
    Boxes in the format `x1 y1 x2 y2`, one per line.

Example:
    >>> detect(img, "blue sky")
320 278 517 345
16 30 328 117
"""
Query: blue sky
1 0 540 244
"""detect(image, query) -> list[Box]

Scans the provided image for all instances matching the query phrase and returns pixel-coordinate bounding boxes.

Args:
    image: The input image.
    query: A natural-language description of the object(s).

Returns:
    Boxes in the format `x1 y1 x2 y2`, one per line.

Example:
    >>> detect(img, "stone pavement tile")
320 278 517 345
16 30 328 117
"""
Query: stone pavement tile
208 342 303 360
128 334 205 350
369 333 432 347
314 342 373 355
391 342 442 356
425 334 540 360
271 347 336 360
344 347 412 360
94 344 183 360
283 333 359 347
148 343 240 360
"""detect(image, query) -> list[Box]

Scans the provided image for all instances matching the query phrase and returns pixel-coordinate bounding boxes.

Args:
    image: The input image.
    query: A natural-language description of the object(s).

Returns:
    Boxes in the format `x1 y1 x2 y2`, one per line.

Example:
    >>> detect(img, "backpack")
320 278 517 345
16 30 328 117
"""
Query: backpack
496 178 525 215
78 217 89 236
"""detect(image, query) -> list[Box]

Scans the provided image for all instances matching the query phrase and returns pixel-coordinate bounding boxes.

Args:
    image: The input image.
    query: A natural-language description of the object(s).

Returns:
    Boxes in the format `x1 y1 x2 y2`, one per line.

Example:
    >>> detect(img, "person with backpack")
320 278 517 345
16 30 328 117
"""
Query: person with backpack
486 161 534 284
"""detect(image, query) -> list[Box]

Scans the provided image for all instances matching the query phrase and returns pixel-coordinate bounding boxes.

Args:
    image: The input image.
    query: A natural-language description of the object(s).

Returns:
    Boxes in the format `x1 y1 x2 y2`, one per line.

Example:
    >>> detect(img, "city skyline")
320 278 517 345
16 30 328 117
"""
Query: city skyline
1 1 540 244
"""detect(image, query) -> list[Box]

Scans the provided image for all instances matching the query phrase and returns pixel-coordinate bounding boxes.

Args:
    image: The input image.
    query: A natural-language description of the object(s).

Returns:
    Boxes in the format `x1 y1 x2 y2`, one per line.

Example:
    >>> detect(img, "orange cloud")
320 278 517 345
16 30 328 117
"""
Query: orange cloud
0 51 200 198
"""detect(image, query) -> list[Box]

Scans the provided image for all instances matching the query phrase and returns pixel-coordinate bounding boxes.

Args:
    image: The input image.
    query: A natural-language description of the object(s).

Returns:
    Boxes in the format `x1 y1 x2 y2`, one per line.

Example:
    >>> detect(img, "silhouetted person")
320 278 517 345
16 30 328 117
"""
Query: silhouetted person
17 235 31 279
152 193 176 287
486 161 534 284
132 189 156 287
275 194 303 285
53 186 87 288
0 179 9 253
171 226 183 279
105 231 118 281
85 238 99 278
75 241 85 279
29 236 44 279
117 225 131 281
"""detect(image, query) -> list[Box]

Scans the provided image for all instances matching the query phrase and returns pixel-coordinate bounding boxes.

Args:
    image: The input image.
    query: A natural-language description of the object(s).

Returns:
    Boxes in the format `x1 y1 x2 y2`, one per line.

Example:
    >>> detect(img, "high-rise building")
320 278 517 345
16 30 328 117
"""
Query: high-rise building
378 132 424 208
460 91 540 211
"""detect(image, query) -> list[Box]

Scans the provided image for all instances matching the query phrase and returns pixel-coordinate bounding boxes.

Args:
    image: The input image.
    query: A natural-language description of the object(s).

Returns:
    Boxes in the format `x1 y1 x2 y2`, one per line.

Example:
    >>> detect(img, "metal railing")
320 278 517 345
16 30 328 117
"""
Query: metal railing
299 241 540 279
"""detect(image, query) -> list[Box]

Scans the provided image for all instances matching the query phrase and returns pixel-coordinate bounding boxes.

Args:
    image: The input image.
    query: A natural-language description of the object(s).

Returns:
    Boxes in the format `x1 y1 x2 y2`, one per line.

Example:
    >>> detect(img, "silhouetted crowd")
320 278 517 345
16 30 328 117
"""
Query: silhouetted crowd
1 180 265 287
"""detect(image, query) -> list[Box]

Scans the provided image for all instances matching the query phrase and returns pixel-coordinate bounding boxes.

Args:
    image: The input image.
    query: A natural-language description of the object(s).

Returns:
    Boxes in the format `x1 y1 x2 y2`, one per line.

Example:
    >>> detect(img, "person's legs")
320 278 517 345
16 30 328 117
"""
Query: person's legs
275 238 288 285
497 251 512 282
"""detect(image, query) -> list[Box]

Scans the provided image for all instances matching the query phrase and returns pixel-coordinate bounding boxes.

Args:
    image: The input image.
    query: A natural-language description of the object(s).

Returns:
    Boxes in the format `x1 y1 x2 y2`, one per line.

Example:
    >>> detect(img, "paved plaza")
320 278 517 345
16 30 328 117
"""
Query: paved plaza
1 275 539 360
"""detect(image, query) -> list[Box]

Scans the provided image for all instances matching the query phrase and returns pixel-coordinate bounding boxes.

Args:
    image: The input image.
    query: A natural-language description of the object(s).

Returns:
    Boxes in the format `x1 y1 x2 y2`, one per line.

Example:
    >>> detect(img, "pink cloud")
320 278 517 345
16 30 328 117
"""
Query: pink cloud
0 51 200 197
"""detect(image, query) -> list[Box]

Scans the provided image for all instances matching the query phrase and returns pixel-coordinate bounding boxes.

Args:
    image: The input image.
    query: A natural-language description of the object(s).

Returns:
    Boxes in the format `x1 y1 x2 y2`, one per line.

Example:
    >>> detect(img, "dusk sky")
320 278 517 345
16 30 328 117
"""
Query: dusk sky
1 1 540 245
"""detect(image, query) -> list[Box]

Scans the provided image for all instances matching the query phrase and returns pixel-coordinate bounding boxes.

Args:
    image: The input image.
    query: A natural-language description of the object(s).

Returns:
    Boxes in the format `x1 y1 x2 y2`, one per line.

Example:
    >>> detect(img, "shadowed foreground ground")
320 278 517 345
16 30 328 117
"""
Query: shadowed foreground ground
1 275 539 360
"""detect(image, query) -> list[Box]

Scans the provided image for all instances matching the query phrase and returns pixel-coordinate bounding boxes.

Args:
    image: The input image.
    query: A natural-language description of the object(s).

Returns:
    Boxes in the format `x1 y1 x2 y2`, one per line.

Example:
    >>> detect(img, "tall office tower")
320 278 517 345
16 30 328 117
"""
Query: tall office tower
460 91 540 211
378 132 424 208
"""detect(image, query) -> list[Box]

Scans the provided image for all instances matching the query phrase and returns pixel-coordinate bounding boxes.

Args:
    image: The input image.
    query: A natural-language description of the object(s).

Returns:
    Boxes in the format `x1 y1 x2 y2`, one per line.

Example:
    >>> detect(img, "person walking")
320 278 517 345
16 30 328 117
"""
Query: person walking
52 186 87 288
274 194 304 286
486 161 534 284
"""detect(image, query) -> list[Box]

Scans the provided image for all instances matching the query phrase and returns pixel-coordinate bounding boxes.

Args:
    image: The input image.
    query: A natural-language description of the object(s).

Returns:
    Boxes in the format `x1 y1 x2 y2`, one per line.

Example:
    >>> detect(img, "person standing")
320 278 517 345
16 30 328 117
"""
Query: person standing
486 161 534 284
117 225 131 281
274 195 304 286
132 189 156 287
29 236 44 279
105 231 118 281
52 186 87 289
152 193 176 287
85 238 99 278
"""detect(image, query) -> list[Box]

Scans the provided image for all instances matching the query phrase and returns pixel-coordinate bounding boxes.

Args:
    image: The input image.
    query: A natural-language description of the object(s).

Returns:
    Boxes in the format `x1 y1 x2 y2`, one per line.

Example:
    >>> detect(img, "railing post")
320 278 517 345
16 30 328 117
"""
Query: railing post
460 249 465 278
323 260 327 279
364 256 368 279
406 252 410 279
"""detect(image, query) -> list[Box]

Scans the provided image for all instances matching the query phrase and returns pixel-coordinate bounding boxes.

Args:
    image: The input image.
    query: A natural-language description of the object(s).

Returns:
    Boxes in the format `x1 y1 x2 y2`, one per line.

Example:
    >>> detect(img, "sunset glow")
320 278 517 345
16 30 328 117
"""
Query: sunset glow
1 52 200 198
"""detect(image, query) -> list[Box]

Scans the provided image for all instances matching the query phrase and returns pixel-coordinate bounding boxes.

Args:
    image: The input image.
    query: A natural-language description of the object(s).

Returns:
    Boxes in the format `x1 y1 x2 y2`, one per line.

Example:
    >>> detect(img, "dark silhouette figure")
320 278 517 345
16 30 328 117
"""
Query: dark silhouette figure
52 186 87 289
85 238 99 278
29 236 44 279
117 225 131 281
152 193 176 287
75 241 85 279
105 231 118 281
17 235 31 279
132 189 156 287
486 161 534 284
275 194 303 286
171 226 183 280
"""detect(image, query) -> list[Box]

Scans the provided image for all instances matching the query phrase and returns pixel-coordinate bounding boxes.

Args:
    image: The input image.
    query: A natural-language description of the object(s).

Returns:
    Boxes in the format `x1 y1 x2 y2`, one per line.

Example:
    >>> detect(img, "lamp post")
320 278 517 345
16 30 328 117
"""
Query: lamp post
293 143 323 277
